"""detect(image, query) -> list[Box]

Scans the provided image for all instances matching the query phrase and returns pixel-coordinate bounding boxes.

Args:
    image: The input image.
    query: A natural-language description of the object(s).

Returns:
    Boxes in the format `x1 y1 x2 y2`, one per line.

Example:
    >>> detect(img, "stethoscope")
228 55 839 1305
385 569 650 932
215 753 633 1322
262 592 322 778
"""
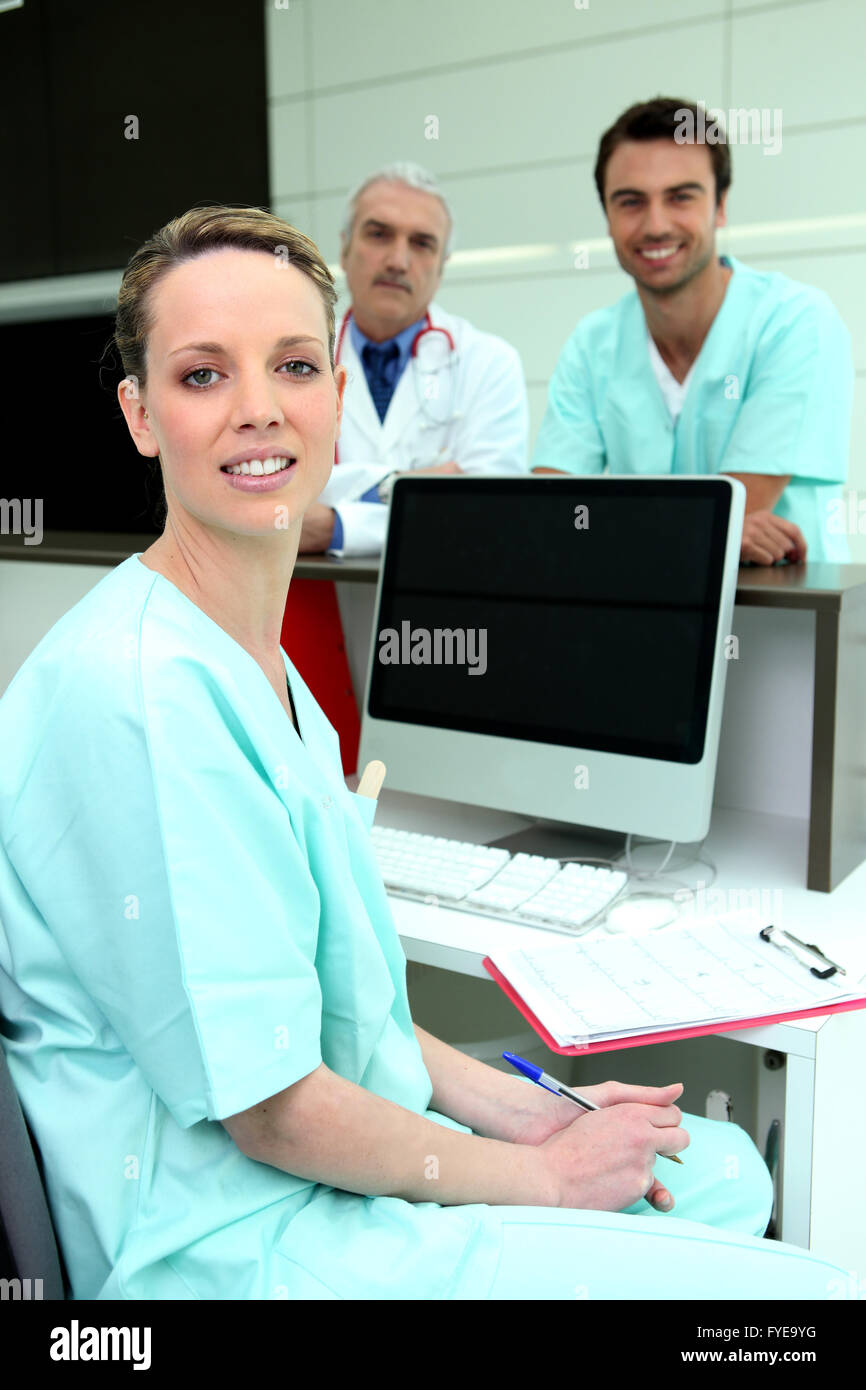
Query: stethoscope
334 307 461 463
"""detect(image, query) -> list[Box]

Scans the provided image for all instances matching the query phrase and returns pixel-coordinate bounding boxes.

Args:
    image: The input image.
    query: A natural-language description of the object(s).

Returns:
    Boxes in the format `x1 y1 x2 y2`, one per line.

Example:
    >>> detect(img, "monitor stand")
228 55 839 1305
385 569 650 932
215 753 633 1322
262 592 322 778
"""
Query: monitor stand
487 818 626 863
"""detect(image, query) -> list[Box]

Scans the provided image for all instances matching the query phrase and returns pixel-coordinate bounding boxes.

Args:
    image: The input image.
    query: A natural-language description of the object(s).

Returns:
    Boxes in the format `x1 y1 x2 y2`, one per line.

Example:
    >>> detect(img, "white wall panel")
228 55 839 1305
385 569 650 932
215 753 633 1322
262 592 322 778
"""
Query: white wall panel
726 126 866 225
307 0 723 92
270 197 319 247
848 375 866 523
268 101 311 201
265 0 309 100
731 0 866 126
303 23 726 192
527 382 552 451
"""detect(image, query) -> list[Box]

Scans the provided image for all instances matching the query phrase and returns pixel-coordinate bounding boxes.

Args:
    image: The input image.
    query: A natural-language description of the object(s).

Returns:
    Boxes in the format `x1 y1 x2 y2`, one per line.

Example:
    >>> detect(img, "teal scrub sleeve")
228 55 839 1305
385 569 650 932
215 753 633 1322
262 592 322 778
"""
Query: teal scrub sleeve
718 291 853 485
531 329 607 475
3 653 325 1130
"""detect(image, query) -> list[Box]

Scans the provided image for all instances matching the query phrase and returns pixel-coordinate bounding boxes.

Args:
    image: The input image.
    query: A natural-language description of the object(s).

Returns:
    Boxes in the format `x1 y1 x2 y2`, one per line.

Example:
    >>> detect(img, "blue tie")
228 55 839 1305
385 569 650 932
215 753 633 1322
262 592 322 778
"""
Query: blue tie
362 341 400 423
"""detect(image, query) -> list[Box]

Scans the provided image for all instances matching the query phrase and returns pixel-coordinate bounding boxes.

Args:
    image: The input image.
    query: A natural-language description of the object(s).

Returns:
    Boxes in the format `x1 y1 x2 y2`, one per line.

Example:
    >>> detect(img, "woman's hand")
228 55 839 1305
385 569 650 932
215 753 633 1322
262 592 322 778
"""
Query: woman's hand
511 1079 687 1212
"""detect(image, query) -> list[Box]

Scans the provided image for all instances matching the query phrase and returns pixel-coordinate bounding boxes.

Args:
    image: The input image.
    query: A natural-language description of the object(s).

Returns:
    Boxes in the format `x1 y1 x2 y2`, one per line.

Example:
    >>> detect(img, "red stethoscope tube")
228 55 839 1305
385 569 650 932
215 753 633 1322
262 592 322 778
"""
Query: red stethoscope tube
333 308 456 465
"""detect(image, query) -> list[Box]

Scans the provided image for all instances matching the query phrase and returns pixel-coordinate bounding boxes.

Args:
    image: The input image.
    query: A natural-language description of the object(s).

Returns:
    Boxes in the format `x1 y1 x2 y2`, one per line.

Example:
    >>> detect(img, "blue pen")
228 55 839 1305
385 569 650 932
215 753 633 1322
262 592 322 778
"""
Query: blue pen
503 1051 683 1164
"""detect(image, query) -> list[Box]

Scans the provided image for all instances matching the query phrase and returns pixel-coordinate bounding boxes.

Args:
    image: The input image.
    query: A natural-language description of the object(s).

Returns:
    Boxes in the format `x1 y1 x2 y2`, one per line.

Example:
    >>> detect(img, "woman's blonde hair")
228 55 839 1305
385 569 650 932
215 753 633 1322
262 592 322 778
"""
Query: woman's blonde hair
112 203 337 525
114 203 337 387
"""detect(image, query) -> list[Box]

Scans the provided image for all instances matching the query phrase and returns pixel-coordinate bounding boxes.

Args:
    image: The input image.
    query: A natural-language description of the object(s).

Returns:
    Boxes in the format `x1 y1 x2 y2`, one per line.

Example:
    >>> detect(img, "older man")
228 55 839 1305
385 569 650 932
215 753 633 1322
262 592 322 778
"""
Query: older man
299 162 529 557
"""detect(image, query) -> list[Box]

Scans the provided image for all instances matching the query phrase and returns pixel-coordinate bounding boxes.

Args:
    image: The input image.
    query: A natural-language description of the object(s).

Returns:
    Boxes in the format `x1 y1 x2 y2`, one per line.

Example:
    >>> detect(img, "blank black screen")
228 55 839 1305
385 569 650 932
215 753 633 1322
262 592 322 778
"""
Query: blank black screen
368 478 732 764
0 314 162 538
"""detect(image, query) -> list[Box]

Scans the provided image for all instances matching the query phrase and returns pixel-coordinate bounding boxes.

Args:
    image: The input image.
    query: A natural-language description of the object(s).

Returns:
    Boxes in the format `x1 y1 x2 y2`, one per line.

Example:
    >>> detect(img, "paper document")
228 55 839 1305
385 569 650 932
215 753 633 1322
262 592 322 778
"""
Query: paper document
488 916 866 1048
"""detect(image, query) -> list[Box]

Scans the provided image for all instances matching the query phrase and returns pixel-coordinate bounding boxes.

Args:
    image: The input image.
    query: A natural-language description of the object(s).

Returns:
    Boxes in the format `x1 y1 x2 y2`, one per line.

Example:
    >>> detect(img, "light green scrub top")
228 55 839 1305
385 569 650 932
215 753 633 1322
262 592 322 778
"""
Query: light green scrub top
531 256 854 562
0 555 503 1300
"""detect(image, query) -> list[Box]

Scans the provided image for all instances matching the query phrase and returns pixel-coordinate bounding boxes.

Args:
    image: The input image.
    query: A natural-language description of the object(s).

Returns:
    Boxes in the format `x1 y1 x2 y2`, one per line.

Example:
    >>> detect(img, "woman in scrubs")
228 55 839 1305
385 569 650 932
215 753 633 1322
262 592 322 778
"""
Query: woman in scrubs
0 205 848 1301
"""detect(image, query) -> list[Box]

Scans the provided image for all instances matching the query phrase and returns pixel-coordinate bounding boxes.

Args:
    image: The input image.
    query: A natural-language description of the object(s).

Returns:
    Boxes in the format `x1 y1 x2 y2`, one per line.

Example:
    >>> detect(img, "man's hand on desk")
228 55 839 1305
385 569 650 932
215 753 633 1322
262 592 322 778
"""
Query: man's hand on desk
512 1078 687 1214
740 511 807 566
298 502 338 554
722 471 807 566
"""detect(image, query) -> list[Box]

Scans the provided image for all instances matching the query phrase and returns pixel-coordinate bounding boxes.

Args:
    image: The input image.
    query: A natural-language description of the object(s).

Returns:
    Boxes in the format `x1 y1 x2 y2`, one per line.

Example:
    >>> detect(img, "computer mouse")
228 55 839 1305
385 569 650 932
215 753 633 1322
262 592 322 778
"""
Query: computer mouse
604 898 677 934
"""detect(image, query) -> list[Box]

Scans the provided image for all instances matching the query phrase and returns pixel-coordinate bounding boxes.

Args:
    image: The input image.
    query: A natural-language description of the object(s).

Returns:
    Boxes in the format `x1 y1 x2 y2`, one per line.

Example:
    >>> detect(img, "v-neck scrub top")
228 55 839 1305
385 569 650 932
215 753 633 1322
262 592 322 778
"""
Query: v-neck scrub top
0 555 505 1299
531 256 854 562
0 556 849 1300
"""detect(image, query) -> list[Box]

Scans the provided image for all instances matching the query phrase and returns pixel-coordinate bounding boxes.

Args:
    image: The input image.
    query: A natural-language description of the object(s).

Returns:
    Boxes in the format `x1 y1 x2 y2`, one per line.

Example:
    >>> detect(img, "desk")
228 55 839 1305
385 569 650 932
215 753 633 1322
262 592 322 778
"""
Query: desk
5 549 866 889
5 549 866 1269
354 781 866 1274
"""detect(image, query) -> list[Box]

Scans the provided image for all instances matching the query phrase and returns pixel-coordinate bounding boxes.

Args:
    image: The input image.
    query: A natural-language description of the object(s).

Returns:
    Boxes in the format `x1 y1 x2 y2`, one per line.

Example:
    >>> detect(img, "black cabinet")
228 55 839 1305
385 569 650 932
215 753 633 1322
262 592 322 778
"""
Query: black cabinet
0 0 270 282
0 311 163 541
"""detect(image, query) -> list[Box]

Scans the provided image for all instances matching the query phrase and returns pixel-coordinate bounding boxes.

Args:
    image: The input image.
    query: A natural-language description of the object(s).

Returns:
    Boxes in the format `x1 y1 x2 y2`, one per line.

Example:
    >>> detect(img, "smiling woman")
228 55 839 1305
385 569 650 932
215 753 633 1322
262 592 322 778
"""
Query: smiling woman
114 205 339 530
110 208 350 695
0 203 518 1301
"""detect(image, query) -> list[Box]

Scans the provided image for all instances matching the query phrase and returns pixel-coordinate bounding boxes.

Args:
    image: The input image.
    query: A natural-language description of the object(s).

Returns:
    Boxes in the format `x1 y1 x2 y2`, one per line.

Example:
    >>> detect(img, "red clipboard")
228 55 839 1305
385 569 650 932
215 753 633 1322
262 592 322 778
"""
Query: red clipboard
483 955 866 1056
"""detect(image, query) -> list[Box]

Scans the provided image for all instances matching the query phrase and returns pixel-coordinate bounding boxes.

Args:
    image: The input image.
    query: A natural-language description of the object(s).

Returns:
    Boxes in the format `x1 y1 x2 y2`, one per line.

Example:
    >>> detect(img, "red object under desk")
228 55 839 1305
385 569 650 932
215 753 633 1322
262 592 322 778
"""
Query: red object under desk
281 577 360 776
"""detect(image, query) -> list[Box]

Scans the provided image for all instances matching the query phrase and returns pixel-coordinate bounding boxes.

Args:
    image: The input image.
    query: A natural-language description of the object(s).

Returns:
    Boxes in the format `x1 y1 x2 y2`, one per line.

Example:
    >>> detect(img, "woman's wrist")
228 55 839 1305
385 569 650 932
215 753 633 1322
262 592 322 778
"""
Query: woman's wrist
495 1081 577 1146
437 1062 570 1145
412 1025 580 1147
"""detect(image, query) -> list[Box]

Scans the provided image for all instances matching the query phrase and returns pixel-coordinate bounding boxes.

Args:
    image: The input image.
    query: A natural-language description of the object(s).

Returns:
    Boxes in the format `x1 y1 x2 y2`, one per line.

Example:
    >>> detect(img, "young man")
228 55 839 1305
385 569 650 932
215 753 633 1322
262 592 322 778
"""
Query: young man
300 162 529 558
532 98 853 565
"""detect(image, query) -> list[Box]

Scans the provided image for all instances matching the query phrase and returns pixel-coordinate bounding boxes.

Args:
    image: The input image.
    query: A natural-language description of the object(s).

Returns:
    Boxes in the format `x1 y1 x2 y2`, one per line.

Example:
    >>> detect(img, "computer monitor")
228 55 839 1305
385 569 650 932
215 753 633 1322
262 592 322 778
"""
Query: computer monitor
358 474 745 845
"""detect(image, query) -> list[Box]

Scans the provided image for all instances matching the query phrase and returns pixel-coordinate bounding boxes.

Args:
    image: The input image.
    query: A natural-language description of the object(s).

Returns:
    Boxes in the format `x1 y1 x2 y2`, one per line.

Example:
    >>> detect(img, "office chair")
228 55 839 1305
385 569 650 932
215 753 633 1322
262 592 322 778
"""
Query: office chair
0 1036 69 1299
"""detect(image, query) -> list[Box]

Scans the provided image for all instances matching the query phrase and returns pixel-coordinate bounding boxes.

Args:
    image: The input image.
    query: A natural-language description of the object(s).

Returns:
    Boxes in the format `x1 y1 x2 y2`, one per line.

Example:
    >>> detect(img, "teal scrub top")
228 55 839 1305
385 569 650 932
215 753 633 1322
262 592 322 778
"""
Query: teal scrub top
531 255 854 562
0 555 503 1300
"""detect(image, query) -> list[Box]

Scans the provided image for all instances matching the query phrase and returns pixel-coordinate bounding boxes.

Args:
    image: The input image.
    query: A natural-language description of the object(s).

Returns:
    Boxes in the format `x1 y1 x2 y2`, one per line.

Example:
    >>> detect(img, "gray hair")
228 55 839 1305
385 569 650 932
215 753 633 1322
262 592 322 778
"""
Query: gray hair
340 162 454 258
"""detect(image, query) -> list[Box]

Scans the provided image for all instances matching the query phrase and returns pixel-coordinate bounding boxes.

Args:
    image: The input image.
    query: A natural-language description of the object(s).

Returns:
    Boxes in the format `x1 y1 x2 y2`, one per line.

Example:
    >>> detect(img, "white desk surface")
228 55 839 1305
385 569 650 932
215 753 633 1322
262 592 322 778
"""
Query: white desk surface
349 781 866 1057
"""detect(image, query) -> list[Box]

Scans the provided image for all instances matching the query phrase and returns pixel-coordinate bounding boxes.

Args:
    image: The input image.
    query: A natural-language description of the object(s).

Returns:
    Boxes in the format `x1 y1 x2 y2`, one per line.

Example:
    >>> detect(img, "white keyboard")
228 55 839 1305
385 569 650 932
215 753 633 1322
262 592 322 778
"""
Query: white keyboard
369 825 628 935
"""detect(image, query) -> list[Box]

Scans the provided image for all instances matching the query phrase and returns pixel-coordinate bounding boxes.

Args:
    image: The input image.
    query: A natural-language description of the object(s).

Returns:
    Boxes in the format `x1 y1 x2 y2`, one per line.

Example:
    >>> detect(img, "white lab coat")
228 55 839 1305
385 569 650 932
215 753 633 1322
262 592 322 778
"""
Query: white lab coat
318 301 530 556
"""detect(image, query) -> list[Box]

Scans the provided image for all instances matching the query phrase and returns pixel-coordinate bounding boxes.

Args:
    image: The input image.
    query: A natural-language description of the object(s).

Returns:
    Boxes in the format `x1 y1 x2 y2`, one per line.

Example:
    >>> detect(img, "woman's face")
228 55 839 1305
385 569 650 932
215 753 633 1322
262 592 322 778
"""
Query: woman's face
125 246 344 539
